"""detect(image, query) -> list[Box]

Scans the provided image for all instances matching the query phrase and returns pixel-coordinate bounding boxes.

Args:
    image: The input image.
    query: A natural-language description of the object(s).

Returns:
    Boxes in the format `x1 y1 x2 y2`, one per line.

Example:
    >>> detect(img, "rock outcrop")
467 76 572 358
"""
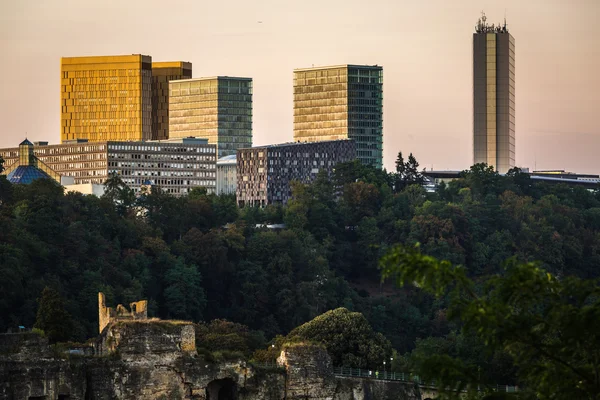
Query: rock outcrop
1 330 429 400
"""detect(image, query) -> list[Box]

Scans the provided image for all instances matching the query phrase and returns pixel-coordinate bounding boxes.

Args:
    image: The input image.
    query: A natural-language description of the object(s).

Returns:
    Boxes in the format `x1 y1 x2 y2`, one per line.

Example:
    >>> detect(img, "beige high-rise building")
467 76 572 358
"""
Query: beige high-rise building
168 77 253 157
473 14 515 173
293 65 383 168
61 54 153 143
151 62 192 140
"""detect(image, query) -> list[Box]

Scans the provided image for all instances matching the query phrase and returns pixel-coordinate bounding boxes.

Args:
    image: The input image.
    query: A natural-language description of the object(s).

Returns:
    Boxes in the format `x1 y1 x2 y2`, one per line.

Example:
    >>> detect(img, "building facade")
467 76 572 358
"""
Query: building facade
216 155 237 195
151 62 192 141
0 138 216 196
236 140 355 207
473 14 515 174
293 65 383 168
168 77 253 157
61 55 153 143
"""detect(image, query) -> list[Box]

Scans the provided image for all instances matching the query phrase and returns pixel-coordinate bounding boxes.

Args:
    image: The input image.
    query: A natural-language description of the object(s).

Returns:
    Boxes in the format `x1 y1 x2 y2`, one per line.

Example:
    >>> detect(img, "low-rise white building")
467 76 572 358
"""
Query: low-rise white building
216 155 237 195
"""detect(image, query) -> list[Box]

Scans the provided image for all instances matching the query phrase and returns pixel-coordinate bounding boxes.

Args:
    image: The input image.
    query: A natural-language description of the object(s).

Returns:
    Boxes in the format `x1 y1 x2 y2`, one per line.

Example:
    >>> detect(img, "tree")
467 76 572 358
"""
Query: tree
34 287 74 343
286 307 393 369
380 244 600 400
393 152 424 192
163 259 206 321
0 155 4 174
102 173 135 214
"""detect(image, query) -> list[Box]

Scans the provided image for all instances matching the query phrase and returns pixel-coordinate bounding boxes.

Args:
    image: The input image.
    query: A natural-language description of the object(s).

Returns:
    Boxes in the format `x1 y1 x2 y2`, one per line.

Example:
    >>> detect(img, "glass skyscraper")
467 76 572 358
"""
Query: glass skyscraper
473 14 515 173
151 61 192 141
61 55 153 143
293 65 383 168
168 77 253 157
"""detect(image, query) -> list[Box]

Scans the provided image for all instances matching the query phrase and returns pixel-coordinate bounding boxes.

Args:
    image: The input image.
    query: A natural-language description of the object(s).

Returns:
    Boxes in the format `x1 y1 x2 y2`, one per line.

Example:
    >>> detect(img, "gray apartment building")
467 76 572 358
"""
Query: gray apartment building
236 140 355 207
168 77 253 157
0 137 216 196
473 13 515 173
293 65 383 168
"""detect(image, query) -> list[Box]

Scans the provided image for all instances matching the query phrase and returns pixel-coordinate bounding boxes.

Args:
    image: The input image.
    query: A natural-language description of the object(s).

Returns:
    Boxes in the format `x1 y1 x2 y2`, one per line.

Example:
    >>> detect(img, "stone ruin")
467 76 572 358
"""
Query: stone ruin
98 292 148 333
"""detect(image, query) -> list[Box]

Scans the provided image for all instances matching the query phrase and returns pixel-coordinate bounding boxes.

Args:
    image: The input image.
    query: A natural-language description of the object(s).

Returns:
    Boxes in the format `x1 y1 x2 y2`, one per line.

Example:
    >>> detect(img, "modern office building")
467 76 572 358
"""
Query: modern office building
293 65 383 168
2 139 63 184
169 77 253 157
236 140 355 207
61 54 153 143
473 13 515 173
216 155 237 195
151 61 192 141
1 138 216 196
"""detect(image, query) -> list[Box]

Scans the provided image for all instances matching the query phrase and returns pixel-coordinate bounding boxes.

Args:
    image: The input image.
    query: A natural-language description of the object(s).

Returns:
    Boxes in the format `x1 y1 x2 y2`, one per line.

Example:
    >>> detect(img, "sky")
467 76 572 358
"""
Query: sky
1 0 599 173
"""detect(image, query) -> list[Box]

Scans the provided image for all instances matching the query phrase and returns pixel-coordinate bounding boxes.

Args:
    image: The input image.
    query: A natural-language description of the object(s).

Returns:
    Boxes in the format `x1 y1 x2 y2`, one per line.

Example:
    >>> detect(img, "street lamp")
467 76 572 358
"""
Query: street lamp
383 361 386 379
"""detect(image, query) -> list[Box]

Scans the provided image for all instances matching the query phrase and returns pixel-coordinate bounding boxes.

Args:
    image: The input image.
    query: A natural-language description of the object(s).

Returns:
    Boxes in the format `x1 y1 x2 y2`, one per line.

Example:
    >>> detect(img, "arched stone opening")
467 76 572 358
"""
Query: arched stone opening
206 378 237 400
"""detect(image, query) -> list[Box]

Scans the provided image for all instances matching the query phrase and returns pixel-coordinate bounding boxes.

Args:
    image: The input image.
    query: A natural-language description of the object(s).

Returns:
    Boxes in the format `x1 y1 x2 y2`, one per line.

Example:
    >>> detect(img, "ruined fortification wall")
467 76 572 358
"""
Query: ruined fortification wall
1 330 430 400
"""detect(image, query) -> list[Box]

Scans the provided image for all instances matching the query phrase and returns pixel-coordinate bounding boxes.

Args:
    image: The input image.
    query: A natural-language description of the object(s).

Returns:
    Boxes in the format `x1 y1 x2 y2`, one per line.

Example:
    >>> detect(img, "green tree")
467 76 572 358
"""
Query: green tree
34 287 74 343
286 307 393 369
0 155 4 173
102 173 135 214
380 244 600 400
163 259 206 321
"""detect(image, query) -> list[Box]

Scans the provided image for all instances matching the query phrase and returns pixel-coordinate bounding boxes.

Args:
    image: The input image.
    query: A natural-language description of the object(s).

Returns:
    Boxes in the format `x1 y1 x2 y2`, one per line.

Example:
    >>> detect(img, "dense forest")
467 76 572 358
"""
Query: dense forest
2 154 600 385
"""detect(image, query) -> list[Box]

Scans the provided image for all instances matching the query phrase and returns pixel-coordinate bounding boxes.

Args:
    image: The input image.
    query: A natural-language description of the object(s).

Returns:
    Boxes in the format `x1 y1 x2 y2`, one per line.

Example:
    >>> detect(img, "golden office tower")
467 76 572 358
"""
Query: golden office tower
61 55 153 143
473 13 515 173
293 65 383 169
169 77 253 157
151 62 192 140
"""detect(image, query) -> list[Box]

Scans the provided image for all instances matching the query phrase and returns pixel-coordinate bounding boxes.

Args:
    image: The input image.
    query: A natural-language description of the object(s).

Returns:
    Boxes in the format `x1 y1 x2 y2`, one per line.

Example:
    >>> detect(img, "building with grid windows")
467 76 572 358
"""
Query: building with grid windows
473 14 515 173
0 138 216 196
236 140 355 207
293 65 383 168
61 54 154 143
168 77 253 157
151 61 192 141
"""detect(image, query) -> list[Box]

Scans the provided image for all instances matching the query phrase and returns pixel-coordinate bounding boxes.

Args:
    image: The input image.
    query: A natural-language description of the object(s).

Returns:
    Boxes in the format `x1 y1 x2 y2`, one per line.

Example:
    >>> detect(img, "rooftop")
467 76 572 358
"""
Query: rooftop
294 64 382 72
217 155 237 164
172 76 252 83
239 139 354 150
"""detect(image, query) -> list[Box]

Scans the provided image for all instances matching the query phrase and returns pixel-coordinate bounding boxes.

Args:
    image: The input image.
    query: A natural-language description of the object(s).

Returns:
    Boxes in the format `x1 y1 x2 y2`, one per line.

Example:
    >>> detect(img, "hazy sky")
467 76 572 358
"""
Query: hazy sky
1 0 599 172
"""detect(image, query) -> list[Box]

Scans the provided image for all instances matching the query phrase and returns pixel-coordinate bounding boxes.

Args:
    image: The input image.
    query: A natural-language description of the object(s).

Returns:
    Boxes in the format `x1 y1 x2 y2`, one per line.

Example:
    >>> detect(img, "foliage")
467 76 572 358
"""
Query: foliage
286 308 393 369
195 319 266 357
34 287 74 343
2 158 600 390
380 244 600 400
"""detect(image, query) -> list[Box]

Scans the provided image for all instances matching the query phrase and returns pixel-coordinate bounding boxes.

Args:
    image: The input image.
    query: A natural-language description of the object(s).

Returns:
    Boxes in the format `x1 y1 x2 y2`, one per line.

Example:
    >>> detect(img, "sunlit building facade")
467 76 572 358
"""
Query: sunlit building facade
61 54 153 143
0 138 216 196
236 140 355 207
169 77 253 157
473 14 515 173
151 61 192 140
293 65 383 168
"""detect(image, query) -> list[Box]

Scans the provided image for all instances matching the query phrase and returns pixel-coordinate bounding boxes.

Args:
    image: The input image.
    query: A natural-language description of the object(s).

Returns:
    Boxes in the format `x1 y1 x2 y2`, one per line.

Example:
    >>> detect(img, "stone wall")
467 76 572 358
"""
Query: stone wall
98 292 148 334
278 342 424 400
1 331 433 400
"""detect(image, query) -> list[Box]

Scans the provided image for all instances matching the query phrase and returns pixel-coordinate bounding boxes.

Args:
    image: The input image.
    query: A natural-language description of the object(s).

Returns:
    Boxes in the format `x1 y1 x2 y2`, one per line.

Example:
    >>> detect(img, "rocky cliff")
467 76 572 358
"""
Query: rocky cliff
0 326 430 400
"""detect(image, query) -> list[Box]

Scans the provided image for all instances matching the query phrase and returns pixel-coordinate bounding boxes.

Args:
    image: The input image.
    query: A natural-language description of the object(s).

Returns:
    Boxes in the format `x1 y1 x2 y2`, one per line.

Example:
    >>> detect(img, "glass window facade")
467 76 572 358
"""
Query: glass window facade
1 140 217 196
473 24 515 174
60 55 153 143
169 77 253 157
293 65 383 169
151 62 192 141
236 140 355 207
